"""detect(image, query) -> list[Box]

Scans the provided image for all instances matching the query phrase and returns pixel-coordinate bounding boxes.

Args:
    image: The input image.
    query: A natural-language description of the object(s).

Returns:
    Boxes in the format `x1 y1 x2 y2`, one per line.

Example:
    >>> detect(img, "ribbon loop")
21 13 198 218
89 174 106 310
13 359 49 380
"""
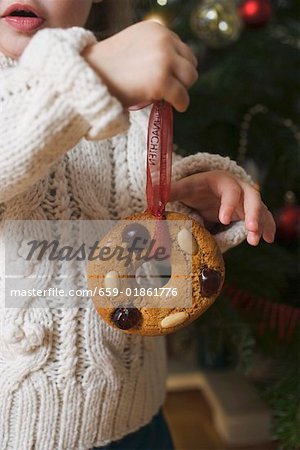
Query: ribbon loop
146 100 174 217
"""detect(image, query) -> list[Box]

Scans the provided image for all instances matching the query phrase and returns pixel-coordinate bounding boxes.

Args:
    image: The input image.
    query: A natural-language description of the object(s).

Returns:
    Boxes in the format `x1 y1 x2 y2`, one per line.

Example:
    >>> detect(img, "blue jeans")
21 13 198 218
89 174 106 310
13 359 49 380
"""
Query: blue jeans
92 409 175 450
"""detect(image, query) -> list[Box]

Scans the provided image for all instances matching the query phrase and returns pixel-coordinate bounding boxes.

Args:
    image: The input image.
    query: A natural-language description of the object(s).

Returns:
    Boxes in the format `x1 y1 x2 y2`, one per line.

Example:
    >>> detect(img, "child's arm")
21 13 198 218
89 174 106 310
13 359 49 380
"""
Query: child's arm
0 27 129 203
170 153 275 250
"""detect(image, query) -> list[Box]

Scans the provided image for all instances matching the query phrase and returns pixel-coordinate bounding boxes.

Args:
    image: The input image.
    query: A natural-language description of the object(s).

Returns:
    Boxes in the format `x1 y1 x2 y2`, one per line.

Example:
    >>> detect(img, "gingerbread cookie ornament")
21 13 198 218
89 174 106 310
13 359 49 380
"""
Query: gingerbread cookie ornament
87 101 225 335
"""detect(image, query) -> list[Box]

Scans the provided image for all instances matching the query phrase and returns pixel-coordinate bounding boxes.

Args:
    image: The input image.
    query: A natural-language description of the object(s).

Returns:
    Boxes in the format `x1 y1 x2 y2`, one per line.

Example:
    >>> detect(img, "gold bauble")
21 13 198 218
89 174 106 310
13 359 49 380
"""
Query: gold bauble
191 0 243 48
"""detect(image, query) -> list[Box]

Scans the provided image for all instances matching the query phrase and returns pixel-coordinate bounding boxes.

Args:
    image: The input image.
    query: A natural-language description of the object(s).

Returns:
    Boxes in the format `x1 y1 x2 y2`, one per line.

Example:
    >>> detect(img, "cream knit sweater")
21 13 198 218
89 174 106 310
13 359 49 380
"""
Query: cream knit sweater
0 27 252 450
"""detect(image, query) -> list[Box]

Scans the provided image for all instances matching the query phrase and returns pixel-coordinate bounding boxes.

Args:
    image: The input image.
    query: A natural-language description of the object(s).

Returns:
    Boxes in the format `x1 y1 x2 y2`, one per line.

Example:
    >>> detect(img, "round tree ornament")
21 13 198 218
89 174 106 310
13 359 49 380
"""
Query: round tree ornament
191 0 243 48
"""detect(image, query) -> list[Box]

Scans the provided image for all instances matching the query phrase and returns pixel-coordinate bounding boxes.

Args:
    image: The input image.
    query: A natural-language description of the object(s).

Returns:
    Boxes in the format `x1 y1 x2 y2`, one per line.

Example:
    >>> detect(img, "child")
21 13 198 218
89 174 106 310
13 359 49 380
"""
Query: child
0 0 276 449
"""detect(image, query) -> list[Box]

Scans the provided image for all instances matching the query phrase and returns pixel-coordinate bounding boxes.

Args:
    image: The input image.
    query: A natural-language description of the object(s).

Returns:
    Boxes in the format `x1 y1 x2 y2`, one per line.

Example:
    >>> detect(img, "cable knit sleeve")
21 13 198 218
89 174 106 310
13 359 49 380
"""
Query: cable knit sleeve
0 26 129 203
128 107 254 253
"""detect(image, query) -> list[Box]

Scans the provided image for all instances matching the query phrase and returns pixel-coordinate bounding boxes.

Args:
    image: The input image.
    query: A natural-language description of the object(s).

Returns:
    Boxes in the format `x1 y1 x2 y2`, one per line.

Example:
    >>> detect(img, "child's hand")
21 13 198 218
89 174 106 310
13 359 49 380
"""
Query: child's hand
170 170 276 246
82 21 198 113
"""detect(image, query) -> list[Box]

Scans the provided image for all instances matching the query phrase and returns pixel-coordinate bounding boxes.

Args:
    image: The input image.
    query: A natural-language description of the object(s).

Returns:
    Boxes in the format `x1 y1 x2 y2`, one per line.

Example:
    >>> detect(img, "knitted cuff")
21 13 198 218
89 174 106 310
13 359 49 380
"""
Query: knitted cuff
170 152 254 253
19 26 130 140
172 152 253 184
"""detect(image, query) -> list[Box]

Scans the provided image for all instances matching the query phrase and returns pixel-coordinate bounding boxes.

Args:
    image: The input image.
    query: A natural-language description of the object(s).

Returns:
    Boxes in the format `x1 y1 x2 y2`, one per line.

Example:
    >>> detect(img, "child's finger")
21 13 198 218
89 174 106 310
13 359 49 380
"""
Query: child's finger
240 181 263 233
218 178 242 225
162 77 190 112
247 208 275 246
247 230 261 246
242 189 276 244
171 33 198 67
262 207 276 243
173 54 199 89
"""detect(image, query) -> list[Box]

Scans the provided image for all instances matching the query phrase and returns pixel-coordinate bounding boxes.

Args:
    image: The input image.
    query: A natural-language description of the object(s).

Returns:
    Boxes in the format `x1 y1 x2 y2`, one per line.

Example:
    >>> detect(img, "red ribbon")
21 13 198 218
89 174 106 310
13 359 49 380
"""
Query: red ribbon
128 100 174 260
146 100 174 217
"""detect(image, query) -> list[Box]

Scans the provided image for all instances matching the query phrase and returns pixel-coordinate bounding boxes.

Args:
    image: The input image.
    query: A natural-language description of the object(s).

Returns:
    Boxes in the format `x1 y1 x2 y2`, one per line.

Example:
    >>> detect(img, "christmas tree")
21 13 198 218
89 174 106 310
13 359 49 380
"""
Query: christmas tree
136 1 300 448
